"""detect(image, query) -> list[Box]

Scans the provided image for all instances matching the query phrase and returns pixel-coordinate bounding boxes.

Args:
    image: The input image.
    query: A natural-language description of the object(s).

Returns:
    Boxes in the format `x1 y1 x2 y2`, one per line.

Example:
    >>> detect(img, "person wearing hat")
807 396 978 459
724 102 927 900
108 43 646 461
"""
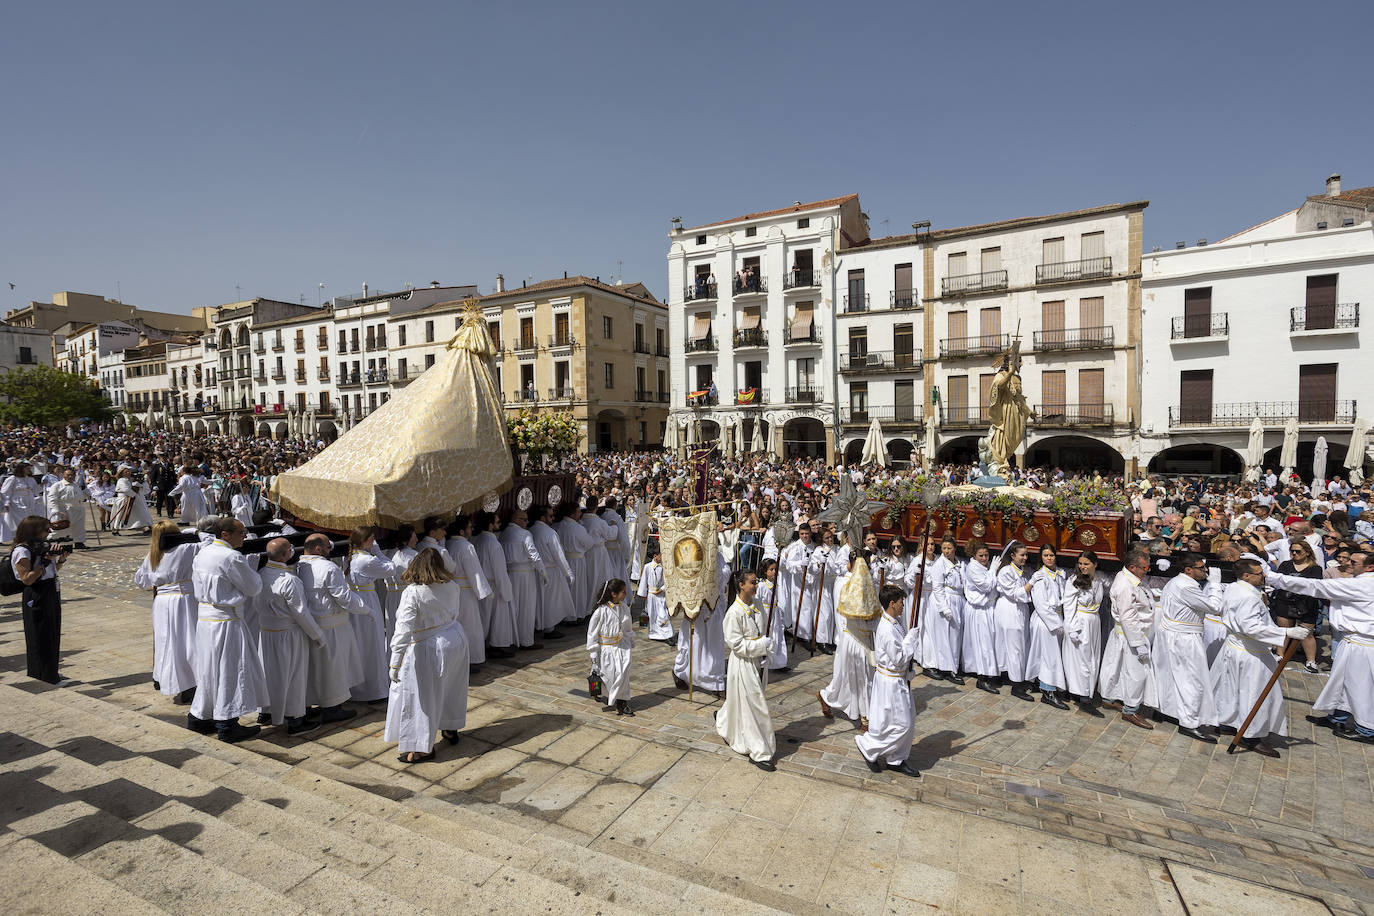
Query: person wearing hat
1 461 43 543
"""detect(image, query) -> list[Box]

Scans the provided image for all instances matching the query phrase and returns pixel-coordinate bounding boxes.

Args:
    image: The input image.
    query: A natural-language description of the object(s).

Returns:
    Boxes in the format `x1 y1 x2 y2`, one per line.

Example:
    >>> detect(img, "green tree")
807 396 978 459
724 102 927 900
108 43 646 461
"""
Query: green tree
0 365 115 427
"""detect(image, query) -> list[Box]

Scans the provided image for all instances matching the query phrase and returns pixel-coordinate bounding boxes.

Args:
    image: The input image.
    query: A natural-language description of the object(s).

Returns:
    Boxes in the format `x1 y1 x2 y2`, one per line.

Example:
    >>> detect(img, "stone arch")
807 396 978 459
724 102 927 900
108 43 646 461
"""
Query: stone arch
1148 443 1245 476
318 420 338 443
843 437 865 466
936 435 981 465
887 437 914 466
1024 435 1125 474
782 417 825 459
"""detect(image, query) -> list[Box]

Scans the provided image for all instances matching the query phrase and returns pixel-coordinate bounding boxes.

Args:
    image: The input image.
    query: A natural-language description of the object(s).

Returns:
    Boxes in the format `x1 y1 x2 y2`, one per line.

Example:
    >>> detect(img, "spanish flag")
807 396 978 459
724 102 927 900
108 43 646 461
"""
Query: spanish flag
736 388 757 404
689 389 710 401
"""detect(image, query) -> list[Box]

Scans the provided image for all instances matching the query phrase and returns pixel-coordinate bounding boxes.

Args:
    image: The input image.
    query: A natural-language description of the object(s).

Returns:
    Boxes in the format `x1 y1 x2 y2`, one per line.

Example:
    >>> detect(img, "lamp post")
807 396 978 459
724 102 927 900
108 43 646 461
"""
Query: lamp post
909 477 944 630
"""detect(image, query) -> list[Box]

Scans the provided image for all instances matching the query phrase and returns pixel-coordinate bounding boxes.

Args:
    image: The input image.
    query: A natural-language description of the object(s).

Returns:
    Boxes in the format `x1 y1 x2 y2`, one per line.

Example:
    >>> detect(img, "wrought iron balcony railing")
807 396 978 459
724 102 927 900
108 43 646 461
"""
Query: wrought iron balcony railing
942 269 1008 296
1169 400 1357 426
1032 326 1114 352
839 350 923 373
939 333 1009 358
1171 314 1229 339
844 293 870 312
1035 403 1114 426
684 282 717 302
1290 302 1359 332
685 333 716 353
784 269 819 290
1036 256 1112 284
733 328 768 348
785 386 821 404
841 405 924 425
732 276 767 296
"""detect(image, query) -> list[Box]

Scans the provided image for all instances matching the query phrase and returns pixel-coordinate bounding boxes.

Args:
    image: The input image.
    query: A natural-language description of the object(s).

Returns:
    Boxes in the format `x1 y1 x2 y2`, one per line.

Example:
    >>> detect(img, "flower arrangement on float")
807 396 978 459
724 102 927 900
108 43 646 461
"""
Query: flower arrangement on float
505 410 581 455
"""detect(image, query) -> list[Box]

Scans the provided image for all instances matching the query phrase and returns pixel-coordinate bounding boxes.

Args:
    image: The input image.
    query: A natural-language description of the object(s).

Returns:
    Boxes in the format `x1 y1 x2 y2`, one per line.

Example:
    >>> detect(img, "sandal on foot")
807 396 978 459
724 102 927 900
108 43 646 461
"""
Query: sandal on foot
398 750 436 764
441 730 460 745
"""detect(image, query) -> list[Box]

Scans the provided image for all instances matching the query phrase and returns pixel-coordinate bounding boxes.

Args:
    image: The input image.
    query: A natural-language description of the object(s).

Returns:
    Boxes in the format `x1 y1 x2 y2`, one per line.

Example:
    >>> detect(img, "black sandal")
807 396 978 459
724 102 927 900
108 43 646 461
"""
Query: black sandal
398 750 436 764
441 730 460 745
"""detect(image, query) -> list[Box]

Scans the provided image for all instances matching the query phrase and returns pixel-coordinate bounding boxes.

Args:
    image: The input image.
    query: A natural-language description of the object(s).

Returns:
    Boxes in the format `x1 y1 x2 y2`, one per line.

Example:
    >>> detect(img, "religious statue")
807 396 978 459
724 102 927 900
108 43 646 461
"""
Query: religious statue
984 340 1035 479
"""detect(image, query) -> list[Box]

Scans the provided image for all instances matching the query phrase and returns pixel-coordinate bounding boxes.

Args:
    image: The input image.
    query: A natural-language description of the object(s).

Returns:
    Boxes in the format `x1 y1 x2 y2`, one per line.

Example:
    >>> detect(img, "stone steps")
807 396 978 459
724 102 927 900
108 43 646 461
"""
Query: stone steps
0 678 796 915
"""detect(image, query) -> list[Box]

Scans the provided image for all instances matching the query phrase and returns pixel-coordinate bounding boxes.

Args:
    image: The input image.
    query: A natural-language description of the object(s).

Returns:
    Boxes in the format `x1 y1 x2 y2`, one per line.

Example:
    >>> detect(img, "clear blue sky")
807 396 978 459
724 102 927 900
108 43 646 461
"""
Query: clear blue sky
3 1 1369 314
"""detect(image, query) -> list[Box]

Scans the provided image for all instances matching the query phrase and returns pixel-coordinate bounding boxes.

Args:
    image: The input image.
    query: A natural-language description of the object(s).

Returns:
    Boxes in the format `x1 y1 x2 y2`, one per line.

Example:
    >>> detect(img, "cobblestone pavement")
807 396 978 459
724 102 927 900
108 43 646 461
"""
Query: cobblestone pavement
4 534 1372 914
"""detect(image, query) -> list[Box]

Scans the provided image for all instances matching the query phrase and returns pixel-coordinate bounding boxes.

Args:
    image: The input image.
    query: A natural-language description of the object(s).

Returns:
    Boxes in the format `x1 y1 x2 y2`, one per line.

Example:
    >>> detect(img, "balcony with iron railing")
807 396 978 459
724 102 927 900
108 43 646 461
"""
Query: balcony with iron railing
732 276 767 296
317 368 331 382
939 333 1009 359
940 406 990 427
337 343 348 354
271 339 285 352
656 345 670 357
1032 326 1115 352
1169 400 1357 427
338 372 363 388
1035 403 1114 426
1171 314 1229 340
783 269 819 290
784 327 822 346
785 386 822 404
364 368 389 384
391 366 415 384
1290 302 1359 333
844 293 870 313
548 387 575 400
634 390 654 403
1036 256 1112 285
658 392 670 403
893 289 919 310
294 369 307 382
271 368 286 380
733 328 768 348
547 333 576 349
634 340 650 354
840 405 924 426
735 388 767 406
942 269 1008 296
684 281 717 302
253 343 266 355
685 333 716 353
253 372 267 384
839 349 923 373
514 336 538 353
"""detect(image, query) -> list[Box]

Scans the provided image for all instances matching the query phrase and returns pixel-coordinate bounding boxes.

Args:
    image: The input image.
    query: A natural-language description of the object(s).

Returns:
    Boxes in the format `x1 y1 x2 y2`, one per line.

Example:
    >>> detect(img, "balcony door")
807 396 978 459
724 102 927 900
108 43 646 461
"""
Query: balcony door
1305 275 1337 330
1298 363 1337 422
947 375 968 424
1078 368 1104 421
1183 287 1212 338
1041 300 1064 348
848 327 868 368
894 380 915 422
1041 370 1066 418
1179 369 1213 423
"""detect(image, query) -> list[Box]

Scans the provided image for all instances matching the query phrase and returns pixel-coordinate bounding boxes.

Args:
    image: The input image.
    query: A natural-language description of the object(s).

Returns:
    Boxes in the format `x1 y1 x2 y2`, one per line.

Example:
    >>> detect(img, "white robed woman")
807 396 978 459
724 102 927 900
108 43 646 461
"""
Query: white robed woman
169 464 210 525
756 558 789 671
636 544 675 643
229 480 254 528
1210 558 1309 758
133 520 200 703
961 540 1000 692
383 525 419 643
855 582 924 778
715 569 777 771
586 578 635 716
1026 544 1070 709
346 525 400 703
817 555 880 730
921 536 965 683
1060 550 1107 716
111 467 154 534
1 462 43 541
386 548 471 764
801 529 845 651
993 541 1035 701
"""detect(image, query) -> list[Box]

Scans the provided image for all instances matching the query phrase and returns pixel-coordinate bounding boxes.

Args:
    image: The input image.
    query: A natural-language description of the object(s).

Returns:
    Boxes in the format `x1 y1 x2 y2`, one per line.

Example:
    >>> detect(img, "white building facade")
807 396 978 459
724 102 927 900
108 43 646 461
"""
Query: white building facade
1140 175 1373 477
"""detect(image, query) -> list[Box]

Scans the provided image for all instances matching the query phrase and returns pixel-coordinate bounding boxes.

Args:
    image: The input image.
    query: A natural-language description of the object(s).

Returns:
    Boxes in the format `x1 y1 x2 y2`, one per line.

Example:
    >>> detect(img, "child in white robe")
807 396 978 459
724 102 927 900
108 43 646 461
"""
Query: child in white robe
587 579 635 715
818 555 879 729
758 558 789 671
636 546 674 643
855 583 923 777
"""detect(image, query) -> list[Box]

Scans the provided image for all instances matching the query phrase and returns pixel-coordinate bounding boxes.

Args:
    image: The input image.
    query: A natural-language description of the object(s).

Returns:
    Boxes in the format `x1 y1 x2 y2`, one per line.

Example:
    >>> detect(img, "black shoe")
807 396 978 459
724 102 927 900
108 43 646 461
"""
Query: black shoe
750 758 776 772
287 717 320 736
774 666 791 674
257 712 273 725
217 721 261 744
1335 728 1374 744
673 674 688 691
441 729 461 745
304 707 323 721
186 713 215 734
152 678 161 691
665 637 679 648
1078 701 1105 718
888 761 921 778
320 706 357 724
1010 686 1035 702
175 686 196 705
945 673 966 686
1041 692 1069 710
1178 726 1217 744
864 756 883 773
1306 714 1343 730
74 543 88 550
488 645 515 658
544 629 565 640
976 678 1000 695
924 668 946 681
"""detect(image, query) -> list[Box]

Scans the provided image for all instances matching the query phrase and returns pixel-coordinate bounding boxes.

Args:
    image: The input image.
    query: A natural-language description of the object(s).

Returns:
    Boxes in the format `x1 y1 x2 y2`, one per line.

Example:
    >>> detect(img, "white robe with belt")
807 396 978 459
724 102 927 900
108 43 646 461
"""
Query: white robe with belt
134 538 200 696
1099 569 1157 709
1266 570 1374 730
923 555 963 673
529 521 574 629
445 536 492 663
112 478 153 532
819 608 876 722
994 564 1032 682
2 475 43 540
587 600 634 705
46 479 88 544
1211 580 1288 739
961 560 999 677
473 532 514 648
673 560 729 692
1026 566 1066 689
385 581 470 754
256 561 324 723
189 539 267 721
856 611 922 765
1152 575 1220 729
500 525 545 647
348 547 399 701
778 539 814 633
557 518 598 621
170 473 209 525
298 554 368 708
1060 576 1106 698
637 560 673 640
715 597 774 762
755 577 788 670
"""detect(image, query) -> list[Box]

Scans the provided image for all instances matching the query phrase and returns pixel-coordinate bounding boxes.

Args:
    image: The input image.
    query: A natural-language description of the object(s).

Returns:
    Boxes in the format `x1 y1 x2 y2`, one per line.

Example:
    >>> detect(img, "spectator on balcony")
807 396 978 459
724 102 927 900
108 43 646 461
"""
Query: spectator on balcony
525 380 537 402
707 381 718 406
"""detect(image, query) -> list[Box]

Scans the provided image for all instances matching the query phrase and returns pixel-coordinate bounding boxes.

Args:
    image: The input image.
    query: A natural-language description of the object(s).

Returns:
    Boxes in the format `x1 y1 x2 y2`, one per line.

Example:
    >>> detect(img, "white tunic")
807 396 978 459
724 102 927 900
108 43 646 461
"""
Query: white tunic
385 581 470 754
189 538 267 721
445 536 493 662
994 564 1032 682
500 524 545 647
297 554 368 708
557 518 599 621
111 478 154 531
257 561 324 723
587 600 634 705
1152 575 1220 729
1026 566 1066 689
1266 570 1374 730
636 560 673 640
472 531 514 647
778 539 814 632
170 473 209 524
755 577 788 670
856 611 923 765
529 521 574 628
383 545 418 643
1060 576 1106 698
1211 580 1288 739
819 610 876 722
922 555 964 673
601 508 631 581
715 598 775 762
961 559 999 677
133 538 199 696
579 513 615 603
348 547 400 701
797 546 843 645
2 475 42 538
1099 569 1157 709
45 479 88 544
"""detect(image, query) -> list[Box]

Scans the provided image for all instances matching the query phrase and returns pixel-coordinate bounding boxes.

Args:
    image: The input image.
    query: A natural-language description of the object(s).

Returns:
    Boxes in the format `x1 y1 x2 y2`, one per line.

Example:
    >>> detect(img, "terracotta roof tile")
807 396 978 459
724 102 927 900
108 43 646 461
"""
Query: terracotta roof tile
1305 185 1374 210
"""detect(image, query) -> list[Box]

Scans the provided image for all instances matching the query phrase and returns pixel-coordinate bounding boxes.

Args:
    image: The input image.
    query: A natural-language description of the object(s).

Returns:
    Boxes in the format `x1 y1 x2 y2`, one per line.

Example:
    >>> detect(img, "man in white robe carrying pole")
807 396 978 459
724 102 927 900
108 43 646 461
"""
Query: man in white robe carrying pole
501 509 547 650
298 533 369 725
715 569 776 771
256 538 324 734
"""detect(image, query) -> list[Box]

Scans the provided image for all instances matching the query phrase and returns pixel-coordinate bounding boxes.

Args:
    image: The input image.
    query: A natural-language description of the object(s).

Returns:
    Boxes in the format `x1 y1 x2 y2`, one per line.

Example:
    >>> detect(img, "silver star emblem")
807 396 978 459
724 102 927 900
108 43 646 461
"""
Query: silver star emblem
814 473 888 549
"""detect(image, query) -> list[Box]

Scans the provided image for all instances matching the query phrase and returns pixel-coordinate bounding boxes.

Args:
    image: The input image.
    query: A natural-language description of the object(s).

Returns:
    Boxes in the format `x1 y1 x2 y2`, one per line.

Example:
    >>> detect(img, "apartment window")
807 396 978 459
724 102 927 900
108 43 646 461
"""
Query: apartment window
980 307 1001 343
18 347 31 364
398 326 407 346
1183 287 1213 338
894 324 915 368
1179 369 1213 424
1305 275 1338 329
894 380 916 421
397 357 407 379
745 226 757 237
847 269 865 310
797 218 810 229
894 263 914 308
554 313 570 346
1042 300 1065 347
604 363 614 388
516 317 532 349
947 310 968 343
796 357 815 389
1042 370 1066 414
338 329 346 351
947 252 967 278
1081 231 1105 263
350 328 359 350
634 324 645 350
636 366 647 394
487 320 501 348
696 235 706 245
295 329 305 350
848 327 868 368
655 327 665 354
695 364 713 391
657 369 666 394
425 320 435 343
1078 368 1105 420
1042 236 1065 267
1079 297 1105 343
947 375 968 422
555 361 570 394
980 247 1001 274
318 326 328 348
850 382 869 420
1298 363 1338 421
425 354 435 369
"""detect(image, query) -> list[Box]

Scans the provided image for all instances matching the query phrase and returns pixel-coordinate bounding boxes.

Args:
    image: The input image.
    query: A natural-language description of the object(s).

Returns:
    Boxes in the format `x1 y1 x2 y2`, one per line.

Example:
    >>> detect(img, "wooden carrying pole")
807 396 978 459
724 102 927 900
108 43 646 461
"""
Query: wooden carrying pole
1227 636 1302 755
688 617 695 703
761 574 779 685
788 559 810 654
809 555 829 654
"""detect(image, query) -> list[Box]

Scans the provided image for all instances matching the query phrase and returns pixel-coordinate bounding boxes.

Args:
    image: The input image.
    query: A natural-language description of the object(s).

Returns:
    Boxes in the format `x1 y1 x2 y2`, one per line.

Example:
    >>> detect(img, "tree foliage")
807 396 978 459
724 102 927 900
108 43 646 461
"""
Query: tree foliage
0 365 115 427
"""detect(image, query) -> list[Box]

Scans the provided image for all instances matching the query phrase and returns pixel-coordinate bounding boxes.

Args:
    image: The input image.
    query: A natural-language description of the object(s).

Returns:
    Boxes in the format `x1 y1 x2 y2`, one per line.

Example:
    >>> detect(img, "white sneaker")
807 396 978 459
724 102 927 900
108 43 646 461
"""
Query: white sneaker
1304 661 1320 674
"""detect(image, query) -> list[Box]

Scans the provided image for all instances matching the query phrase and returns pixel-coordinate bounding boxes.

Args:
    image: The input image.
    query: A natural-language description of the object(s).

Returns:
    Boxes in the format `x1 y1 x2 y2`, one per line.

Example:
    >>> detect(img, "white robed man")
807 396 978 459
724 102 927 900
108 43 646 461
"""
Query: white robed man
1152 552 1222 743
777 522 815 635
1266 548 1374 743
600 497 631 581
444 516 493 664
530 505 575 636
256 538 324 734
346 526 402 701
418 517 458 574
715 569 776 771
297 532 369 724
580 499 616 600
855 582 924 777
1099 547 1157 730
500 508 547 649
1211 558 1310 757
45 466 90 549
557 505 600 622
473 511 517 658
169 465 210 525
187 517 268 743
817 555 880 730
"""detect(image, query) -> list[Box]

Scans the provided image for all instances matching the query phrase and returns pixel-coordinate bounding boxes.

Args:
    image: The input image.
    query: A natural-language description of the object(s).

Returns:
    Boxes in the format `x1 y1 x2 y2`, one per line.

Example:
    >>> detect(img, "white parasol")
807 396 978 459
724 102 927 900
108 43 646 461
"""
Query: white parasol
1280 416 1299 482
723 419 736 460
1345 417 1370 486
861 415 887 467
1244 415 1265 483
663 414 678 453
1312 435 1329 495
750 417 766 454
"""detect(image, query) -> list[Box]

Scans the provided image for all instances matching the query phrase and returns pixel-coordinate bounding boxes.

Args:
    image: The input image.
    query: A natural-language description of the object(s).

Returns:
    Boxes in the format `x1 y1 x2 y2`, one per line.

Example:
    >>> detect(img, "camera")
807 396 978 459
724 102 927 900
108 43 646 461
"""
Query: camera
36 538 74 561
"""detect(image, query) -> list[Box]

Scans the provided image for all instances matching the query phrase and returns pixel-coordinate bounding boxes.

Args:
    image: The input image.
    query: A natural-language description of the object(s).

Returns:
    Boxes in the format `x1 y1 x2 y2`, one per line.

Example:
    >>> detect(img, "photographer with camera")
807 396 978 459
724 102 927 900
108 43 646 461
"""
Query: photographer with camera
11 514 71 684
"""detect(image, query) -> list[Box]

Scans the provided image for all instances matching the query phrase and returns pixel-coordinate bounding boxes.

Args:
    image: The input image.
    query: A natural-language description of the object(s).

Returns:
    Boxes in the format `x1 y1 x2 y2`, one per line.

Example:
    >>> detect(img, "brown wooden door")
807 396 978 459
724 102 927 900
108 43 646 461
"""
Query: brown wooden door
1183 288 1212 337
1042 370 1066 416
1305 275 1337 330
1298 363 1337 421
1179 369 1213 423
1041 300 1064 348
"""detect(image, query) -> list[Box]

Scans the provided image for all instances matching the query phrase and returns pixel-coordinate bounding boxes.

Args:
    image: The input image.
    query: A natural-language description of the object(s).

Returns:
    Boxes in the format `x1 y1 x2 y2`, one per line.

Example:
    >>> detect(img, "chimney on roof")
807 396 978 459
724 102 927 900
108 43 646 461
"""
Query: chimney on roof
495 274 505 293
430 280 440 288
362 282 368 298
563 271 567 279
1327 173 1342 197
